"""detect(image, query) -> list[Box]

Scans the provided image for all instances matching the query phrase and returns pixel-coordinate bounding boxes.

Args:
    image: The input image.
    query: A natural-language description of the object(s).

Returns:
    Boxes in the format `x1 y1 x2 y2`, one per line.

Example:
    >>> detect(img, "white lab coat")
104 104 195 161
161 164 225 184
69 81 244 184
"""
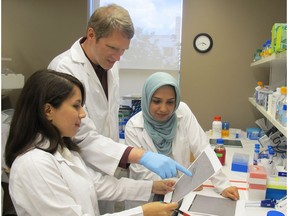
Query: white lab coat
9 140 152 216
125 102 231 208
48 38 124 176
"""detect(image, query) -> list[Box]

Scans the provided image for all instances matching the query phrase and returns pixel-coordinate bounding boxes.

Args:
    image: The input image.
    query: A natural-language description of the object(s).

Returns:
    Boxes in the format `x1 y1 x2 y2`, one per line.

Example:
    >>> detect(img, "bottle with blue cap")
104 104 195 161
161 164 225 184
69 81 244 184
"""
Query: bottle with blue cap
253 143 260 165
214 138 226 165
281 104 287 127
222 122 230 138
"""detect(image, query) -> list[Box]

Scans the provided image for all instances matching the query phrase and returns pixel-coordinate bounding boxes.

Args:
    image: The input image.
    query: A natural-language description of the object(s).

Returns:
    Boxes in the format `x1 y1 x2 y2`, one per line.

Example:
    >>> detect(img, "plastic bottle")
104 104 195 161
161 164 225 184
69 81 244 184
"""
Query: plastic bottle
260 43 266 58
275 87 287 123
268 87 281 118
281 104 287 127
118 113 124 138
267 148 275 175
268 148 275 162
264 39 272 57
212 116 222 138
255 81 264 104
222 122 230 138
214 138 226 165
253 144 260 165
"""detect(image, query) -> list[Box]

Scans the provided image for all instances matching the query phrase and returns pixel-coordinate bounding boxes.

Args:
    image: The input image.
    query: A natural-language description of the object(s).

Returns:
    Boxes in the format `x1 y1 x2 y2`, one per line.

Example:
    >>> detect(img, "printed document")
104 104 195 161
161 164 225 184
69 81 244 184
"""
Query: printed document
165 145 222 203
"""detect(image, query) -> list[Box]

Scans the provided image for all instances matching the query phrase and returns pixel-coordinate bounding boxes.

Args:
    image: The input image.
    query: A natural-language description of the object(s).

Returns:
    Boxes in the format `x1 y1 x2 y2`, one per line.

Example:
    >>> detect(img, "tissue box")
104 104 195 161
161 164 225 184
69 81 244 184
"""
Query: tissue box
265 176 287 200
248 165 267 200
231 153 249 172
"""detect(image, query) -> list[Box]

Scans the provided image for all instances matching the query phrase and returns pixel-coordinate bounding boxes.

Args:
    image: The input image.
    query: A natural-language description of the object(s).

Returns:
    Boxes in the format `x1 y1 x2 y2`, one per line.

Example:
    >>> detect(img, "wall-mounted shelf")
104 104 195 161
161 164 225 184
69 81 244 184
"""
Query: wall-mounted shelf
249 97 286 137
250 51 287 67
2 73 25 90
249 49 286 137
1 73 25 98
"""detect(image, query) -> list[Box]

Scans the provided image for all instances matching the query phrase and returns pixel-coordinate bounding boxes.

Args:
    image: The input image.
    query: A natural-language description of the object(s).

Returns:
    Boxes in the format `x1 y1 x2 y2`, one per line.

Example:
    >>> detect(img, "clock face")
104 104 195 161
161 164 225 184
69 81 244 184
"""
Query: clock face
193 33 213 53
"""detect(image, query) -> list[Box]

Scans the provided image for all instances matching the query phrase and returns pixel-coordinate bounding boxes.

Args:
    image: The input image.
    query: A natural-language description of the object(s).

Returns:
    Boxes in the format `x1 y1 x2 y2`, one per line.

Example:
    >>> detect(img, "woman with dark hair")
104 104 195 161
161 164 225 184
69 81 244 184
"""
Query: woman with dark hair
5 69 178 216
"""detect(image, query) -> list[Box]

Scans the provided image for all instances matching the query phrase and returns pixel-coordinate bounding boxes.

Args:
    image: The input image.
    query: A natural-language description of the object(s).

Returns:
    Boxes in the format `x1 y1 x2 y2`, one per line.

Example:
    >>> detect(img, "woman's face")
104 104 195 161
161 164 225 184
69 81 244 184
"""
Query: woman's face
46 86 86 137
149 85 176 122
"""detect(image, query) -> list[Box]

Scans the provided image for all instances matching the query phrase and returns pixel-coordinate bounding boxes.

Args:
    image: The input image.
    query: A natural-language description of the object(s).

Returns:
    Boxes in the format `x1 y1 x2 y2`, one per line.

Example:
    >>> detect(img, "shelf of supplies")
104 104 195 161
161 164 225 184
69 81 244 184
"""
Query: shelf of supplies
121 95 141 100
1 73 25 90
248 97 287 137
250 51 287 68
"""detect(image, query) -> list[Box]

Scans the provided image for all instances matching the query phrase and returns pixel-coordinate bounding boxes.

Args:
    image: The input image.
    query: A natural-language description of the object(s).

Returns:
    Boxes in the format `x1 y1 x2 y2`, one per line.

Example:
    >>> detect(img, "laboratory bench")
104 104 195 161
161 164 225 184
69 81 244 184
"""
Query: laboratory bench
178 138 287 216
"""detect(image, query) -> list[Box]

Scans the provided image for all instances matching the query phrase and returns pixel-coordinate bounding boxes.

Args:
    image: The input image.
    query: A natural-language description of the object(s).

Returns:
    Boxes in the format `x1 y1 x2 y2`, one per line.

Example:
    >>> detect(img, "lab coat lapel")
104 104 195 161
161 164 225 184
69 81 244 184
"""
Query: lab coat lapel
54 150 91 179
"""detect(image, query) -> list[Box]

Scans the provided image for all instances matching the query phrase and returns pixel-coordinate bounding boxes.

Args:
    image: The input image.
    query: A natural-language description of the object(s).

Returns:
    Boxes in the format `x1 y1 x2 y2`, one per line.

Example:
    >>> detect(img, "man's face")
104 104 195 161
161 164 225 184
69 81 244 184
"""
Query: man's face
90 29 131 70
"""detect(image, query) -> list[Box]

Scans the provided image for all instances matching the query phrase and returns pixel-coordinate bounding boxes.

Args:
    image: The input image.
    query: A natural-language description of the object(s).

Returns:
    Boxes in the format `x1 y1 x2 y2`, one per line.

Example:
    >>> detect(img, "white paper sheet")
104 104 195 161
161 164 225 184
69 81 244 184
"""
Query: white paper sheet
165 145 222 203
179 193 245 216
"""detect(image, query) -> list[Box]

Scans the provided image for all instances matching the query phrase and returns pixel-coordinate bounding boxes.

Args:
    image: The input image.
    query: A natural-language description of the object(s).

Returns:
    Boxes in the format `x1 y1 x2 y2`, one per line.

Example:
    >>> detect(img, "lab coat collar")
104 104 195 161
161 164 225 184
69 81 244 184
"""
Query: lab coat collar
70 37 87 64
36 136 82 168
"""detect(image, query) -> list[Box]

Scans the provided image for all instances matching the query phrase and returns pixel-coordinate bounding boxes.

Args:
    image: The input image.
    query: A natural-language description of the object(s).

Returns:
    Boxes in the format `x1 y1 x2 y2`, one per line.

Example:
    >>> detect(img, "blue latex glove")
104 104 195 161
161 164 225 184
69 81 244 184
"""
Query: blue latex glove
139 151 192 179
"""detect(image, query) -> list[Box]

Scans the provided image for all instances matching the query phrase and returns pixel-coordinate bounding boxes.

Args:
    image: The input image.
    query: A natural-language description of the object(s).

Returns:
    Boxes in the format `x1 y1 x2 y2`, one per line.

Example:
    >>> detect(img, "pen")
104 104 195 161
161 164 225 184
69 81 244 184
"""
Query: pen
174 209 190 216
245 199 275 208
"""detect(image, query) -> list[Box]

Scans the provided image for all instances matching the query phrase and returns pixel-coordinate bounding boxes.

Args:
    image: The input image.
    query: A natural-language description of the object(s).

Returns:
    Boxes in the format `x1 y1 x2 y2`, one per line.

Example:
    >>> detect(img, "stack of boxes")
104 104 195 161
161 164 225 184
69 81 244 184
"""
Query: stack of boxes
248 165 267 200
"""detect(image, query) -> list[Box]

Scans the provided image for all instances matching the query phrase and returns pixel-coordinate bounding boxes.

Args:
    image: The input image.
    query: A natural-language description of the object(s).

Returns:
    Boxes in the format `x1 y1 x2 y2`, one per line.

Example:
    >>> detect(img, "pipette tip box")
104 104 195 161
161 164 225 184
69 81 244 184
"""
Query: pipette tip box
231 153 249 172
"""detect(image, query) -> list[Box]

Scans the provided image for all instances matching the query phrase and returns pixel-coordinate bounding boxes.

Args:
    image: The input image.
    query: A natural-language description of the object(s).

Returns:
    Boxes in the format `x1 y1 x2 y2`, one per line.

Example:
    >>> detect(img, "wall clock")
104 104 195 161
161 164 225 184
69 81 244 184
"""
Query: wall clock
193 33 213 53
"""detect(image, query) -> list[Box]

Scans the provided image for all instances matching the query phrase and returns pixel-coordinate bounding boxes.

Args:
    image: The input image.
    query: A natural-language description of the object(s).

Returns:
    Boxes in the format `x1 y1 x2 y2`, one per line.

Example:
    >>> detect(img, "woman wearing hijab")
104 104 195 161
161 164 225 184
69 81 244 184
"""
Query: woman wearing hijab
124 72 239 209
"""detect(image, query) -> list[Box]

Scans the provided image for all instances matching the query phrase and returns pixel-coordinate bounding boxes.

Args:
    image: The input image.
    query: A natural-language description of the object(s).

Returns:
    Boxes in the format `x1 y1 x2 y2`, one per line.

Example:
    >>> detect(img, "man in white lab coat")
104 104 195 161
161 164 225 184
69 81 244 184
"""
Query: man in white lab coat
48 4 191 214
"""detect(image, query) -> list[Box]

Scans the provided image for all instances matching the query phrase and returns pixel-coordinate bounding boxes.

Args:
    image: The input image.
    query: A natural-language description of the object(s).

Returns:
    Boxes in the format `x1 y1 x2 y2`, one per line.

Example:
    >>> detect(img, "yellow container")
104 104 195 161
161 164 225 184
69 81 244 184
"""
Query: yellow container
271 23 287 53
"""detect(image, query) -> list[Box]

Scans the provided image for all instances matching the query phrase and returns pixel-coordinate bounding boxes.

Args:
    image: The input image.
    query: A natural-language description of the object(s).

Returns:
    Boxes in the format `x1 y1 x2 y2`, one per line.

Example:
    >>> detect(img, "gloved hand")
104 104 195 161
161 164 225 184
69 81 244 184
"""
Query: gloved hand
139 151 192 179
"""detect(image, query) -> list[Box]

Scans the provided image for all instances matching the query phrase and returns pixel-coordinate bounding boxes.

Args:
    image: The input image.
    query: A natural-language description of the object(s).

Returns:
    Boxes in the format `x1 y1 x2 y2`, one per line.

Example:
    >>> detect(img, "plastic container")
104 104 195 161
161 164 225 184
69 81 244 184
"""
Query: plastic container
212 116 222 138
268 87 281 118
271 23 287 53
231 153 249 172
221 122 230 138
248 165 267 201
253 144 260 165
246 127 261 140
275 86 287 123
214 138 226 165
261 88 274 110
255 81 264 104
118 113 124 138
281 104 287 127
265 176 287 200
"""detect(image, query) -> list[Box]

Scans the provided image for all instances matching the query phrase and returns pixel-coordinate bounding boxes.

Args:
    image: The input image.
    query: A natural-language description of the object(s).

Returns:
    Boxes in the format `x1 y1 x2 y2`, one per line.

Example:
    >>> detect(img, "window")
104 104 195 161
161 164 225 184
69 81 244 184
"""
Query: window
89 0 183 71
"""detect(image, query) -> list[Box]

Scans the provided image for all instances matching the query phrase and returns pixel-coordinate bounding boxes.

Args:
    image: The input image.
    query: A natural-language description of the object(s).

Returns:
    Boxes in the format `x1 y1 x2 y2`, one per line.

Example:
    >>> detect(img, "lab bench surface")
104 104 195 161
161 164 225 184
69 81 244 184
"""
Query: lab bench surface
181 139 287 216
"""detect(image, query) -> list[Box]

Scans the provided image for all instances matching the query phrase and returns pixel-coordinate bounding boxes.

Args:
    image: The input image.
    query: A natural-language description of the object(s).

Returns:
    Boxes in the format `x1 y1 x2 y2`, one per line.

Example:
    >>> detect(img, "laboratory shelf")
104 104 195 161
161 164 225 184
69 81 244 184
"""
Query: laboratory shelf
248 97 287 137
250 51 287 67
